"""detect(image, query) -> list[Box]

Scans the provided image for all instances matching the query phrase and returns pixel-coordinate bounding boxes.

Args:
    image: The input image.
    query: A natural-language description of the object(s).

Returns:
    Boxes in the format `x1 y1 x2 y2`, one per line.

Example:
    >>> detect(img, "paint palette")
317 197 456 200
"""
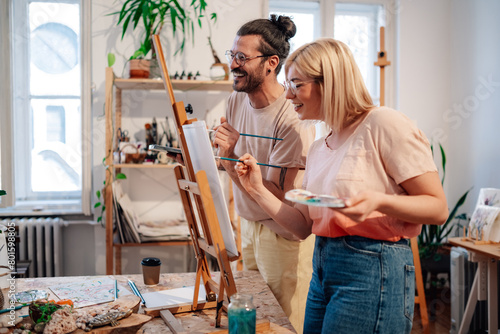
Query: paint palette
285 189 346 208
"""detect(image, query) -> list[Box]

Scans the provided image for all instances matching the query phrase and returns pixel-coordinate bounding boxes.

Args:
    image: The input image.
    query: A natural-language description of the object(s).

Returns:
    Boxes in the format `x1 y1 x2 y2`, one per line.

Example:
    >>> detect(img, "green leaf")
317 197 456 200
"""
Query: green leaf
116 173 127 179
107 53 116 67
0 190 6 196
439 143 446 184
172 0 186 17
96 190 101 199
97 216 102 223
94 202 101 208
445 188 471 225
130 1 142 23
170 8 178 34
130 49 145 60
118 0 133 22
121 15 132 40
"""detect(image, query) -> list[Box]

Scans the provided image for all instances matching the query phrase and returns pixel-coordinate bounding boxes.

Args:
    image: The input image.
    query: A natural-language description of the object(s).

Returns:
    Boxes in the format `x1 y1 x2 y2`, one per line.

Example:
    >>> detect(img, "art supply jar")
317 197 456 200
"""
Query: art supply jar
228 294 256 334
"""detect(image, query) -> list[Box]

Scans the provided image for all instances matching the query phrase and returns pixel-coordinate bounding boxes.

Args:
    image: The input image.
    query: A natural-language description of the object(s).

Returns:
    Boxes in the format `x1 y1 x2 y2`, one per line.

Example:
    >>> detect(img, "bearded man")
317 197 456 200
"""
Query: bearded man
212 15 315 334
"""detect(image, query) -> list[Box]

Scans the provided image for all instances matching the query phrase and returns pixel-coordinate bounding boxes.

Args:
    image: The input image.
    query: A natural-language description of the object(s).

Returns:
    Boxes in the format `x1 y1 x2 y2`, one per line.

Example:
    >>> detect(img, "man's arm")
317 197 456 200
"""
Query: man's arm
213 116 305 240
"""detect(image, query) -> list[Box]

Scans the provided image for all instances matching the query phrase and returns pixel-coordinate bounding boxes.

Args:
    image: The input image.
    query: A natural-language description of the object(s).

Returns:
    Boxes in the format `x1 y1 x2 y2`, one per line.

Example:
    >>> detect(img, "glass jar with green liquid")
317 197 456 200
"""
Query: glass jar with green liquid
228 294 256 334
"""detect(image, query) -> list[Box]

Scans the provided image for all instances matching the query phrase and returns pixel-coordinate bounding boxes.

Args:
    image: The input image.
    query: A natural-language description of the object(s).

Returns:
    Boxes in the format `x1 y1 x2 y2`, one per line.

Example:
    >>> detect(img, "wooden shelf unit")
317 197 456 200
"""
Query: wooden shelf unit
104 68 233 275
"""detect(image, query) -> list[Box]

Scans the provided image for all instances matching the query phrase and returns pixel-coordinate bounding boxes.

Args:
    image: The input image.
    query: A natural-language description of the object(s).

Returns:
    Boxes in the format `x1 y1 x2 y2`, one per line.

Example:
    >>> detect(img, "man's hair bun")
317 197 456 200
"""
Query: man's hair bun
271 14 296 40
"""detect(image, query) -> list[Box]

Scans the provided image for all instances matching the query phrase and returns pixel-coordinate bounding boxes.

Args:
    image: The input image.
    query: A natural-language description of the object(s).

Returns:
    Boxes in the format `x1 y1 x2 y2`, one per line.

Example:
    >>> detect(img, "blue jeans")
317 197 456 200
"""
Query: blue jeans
304 236 415 334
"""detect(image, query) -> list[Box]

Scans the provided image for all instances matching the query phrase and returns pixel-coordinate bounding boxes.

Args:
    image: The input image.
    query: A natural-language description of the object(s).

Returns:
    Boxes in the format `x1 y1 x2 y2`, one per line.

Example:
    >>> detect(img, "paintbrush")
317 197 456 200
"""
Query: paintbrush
214 156 281 169
207 129 282 141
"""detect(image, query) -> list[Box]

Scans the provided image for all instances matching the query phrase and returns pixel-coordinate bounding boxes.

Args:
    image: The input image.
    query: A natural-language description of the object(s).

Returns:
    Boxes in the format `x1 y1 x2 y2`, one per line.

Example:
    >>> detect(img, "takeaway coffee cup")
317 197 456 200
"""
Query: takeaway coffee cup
141 257 161 286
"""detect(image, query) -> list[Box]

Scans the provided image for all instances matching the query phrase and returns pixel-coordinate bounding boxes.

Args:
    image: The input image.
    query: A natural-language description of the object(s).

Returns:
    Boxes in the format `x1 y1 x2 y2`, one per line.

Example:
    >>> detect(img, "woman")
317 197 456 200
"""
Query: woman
234 38 448 334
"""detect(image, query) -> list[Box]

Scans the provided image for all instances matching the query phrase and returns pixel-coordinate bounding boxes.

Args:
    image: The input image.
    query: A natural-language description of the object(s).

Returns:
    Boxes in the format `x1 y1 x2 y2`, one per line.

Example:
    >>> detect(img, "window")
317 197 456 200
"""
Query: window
269 1 321 84
334 3 384 105
269 0 388 105
0 0 91 214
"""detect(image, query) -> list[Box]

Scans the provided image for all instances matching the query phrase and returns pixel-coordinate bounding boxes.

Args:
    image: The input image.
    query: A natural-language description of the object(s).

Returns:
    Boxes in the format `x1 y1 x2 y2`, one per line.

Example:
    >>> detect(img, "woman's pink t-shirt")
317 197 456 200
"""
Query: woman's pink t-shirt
303 107 437 241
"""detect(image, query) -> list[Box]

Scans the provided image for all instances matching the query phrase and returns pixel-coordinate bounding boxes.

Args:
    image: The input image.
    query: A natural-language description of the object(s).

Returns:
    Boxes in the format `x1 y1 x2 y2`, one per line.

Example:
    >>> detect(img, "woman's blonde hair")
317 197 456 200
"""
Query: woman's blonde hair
285 38 374 133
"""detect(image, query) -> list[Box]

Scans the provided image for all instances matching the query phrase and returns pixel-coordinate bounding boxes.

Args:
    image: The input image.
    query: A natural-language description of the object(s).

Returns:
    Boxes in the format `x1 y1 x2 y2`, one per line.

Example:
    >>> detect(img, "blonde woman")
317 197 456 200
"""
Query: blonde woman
234 38 448 334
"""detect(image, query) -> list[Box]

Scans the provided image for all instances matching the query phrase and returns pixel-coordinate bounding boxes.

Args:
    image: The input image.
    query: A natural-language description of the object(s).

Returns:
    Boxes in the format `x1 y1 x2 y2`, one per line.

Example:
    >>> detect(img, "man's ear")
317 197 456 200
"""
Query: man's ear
267 55 280 73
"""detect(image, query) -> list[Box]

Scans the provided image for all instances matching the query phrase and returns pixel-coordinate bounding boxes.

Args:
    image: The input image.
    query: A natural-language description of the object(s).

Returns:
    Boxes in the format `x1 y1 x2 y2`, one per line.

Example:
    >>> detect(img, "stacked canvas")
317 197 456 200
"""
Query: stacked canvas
468 188 500 242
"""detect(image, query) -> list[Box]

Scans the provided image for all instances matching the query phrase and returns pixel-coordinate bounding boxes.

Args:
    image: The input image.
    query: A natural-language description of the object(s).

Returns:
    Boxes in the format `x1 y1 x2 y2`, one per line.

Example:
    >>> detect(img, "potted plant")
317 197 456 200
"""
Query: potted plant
110 0 217 78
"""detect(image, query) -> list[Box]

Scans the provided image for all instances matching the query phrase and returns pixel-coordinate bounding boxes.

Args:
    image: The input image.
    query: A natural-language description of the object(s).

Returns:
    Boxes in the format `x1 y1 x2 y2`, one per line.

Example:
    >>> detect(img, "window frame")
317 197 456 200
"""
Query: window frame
0 0 92 216
267 0 398 108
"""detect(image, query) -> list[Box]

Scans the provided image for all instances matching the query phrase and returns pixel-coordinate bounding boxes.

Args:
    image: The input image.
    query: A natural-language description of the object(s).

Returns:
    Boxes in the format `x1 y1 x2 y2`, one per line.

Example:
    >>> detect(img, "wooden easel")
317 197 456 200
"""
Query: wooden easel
148 34 239 330
374 26 391 106
374 27 429 334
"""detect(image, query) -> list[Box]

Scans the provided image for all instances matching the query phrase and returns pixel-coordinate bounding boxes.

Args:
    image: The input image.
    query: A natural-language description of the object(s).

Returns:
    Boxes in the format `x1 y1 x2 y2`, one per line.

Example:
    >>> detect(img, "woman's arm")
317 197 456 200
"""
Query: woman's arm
213 118 305 239
235 154 313 240
337 171 448 225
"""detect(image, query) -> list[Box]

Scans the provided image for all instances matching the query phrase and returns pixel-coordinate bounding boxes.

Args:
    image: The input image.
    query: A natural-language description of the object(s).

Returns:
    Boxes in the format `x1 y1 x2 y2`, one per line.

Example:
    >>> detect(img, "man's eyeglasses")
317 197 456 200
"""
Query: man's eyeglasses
284 80 317 95
225 50 275 67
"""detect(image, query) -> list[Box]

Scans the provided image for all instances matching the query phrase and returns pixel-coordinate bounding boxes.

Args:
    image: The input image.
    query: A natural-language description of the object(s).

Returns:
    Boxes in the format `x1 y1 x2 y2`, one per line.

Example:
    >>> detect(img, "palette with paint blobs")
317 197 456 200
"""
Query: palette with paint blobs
285 189 346 208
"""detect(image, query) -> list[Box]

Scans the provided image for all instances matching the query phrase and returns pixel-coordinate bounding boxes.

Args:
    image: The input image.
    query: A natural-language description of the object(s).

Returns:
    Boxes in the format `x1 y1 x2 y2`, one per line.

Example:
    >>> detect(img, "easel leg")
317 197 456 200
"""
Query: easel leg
410 237 429 334
160 309 187 334
215 276 226 328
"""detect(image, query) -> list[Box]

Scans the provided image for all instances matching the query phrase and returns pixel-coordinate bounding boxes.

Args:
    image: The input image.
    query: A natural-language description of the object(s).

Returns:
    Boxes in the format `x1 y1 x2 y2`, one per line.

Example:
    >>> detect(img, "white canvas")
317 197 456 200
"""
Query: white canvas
182 120 238 256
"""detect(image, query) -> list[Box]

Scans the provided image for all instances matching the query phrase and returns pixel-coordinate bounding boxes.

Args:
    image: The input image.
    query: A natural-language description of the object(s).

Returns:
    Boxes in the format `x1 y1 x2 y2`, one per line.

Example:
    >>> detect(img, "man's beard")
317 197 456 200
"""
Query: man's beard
232 64 265 94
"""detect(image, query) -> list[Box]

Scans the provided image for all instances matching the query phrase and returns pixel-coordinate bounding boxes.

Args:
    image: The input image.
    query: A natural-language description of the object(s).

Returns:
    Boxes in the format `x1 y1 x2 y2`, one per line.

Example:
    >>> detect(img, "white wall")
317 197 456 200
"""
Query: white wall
87 0 500 275
448 0 500 213
399 0 500 217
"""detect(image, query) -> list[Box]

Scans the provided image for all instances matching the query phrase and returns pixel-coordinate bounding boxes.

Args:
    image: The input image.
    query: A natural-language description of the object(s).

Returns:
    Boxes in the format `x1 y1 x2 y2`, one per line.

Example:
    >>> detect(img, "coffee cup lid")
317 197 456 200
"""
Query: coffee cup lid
141 257 161 266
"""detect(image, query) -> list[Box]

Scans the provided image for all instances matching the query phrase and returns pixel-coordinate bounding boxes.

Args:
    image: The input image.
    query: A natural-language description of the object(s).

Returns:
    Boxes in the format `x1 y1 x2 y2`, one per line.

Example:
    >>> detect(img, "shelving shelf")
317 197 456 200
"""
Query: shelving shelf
104 67 233 275
114 77 233 91
112 163 178 169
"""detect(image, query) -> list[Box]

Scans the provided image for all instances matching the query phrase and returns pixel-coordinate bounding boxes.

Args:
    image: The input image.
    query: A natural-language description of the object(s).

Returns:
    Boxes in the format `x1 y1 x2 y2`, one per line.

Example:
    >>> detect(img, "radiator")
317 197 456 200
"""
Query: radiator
450 246 470 333
450 246 499 333
0 217 64 277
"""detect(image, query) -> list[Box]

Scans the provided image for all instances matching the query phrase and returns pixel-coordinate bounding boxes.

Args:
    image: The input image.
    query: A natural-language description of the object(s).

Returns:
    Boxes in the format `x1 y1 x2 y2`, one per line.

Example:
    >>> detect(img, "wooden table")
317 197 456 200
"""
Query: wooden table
2 271 294 333
448 237 500 334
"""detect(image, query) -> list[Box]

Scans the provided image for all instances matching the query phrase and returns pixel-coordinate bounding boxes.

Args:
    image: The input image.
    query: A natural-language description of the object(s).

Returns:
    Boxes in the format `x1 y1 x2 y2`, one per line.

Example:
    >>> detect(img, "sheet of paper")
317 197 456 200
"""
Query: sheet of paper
142 285 206 310
49 277 125 308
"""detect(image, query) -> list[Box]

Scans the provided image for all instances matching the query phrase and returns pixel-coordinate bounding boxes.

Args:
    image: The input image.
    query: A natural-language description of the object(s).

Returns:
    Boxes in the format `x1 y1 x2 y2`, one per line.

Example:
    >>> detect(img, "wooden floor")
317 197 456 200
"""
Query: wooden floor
411 287 451 334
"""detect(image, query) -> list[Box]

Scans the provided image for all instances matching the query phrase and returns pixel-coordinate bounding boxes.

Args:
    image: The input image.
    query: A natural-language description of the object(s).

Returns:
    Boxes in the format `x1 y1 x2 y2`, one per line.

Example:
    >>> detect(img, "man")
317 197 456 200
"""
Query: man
213 15 315 334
